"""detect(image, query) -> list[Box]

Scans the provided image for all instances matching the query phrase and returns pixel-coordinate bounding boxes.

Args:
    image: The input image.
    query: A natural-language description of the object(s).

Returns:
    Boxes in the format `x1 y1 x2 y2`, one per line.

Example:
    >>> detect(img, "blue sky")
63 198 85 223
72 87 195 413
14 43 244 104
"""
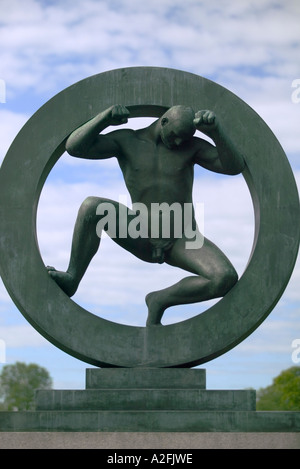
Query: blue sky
0 0 299 391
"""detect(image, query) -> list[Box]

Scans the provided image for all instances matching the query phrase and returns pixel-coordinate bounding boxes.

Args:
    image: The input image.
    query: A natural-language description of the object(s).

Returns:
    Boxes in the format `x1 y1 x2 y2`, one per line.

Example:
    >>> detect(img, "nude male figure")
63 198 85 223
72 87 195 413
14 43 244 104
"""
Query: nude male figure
47 104 245 326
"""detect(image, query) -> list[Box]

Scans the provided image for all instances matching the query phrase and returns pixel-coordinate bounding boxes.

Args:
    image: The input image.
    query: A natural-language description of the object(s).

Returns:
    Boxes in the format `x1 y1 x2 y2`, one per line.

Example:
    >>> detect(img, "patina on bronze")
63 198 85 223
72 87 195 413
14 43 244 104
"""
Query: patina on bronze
46 103 245 327
0 67 299 367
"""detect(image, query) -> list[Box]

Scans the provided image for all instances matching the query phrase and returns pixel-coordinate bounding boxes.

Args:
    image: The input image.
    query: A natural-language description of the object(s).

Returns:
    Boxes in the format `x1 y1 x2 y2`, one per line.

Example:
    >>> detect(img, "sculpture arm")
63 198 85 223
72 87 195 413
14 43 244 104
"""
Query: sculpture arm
65 105 130 159
193 110 245 175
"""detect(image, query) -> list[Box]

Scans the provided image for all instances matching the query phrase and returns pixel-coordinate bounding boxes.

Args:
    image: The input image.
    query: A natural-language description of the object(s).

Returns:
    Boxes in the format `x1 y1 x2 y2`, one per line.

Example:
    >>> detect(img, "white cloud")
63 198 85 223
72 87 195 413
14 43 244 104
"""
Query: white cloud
0 280 15 306
0 324 49 348
0 110 28 163
238 316 300 354
2 0 300 98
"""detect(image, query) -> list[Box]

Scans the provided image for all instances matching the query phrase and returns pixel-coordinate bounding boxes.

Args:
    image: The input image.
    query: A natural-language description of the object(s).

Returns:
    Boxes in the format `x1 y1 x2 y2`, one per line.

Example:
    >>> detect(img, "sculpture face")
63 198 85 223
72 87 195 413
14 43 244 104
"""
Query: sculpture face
160 123 192 149
160 106 196 149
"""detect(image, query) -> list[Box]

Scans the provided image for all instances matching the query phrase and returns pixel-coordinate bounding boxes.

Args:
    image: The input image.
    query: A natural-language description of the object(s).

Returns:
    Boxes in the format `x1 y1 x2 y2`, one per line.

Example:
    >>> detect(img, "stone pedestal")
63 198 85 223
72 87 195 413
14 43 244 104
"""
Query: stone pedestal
35 368 255 412
0 368 299 432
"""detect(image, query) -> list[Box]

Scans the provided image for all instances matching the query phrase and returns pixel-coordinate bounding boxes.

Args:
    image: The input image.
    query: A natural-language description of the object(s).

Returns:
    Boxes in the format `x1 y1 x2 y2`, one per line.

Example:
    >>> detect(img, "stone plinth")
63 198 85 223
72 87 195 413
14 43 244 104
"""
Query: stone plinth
0 368 299 432
35 368 255 412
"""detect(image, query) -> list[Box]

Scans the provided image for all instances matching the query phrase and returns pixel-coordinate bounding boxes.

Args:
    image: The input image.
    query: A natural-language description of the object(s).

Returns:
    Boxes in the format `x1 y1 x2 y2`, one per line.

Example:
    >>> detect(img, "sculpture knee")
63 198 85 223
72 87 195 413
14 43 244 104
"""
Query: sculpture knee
213 265 238 297
78 196 100 223
79 197 118 238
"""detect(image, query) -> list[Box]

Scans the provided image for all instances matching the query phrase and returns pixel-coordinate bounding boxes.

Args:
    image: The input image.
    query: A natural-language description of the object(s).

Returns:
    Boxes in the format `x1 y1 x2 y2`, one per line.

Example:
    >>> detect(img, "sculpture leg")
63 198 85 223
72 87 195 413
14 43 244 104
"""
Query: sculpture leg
47 196 105 296
146 232 238 326
47 196 155 296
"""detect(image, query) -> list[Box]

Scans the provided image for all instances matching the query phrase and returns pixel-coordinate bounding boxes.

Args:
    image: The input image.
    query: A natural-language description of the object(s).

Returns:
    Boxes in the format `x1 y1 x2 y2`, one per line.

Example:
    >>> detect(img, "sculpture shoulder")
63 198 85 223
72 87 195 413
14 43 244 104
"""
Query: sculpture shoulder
107 128 137 143
191 135 218 163
110 128 151 157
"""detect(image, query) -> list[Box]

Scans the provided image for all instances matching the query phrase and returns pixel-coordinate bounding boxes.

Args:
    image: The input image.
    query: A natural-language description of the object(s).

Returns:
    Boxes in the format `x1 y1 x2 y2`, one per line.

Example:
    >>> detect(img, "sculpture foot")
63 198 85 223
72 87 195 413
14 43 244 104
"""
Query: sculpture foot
46 266 78 297
145 291 164 326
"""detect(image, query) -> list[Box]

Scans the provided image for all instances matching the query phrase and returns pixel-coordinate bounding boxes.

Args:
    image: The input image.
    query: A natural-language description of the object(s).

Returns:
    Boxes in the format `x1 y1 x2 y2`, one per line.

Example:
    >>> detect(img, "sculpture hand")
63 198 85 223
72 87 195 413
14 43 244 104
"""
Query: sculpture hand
108 104 130 126
194 110 217 135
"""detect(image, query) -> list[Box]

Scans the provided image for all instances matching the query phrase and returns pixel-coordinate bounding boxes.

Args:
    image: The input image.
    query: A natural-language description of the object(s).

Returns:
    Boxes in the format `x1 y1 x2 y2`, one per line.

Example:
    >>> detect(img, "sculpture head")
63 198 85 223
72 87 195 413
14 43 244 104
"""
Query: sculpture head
160 105 196 149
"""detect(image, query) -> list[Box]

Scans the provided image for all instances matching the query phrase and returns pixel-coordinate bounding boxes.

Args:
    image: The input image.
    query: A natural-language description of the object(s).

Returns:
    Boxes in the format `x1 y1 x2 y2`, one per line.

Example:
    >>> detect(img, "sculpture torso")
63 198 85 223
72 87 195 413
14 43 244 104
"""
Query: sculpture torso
114 128 196 208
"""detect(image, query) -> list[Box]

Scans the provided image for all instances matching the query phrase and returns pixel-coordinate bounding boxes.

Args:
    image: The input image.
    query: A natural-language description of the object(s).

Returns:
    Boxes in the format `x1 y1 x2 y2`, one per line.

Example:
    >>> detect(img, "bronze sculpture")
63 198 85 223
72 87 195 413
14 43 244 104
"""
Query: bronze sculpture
47 104 245 326
1 67 298 368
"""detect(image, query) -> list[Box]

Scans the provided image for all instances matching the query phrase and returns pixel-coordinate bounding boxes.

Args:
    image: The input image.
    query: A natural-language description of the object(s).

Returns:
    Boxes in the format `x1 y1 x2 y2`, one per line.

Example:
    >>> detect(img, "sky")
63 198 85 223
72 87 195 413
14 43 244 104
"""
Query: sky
0 0 300 392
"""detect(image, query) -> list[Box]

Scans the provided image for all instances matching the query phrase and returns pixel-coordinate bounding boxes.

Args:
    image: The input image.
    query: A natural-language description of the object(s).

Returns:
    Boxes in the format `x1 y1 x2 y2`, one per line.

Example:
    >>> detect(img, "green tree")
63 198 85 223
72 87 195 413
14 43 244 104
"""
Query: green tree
256 366 300 410
0 362 52 411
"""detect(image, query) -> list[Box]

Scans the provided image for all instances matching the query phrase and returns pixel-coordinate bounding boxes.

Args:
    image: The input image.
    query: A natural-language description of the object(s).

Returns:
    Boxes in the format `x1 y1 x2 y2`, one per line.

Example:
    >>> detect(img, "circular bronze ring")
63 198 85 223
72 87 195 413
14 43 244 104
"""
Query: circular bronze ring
0 67 299 367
